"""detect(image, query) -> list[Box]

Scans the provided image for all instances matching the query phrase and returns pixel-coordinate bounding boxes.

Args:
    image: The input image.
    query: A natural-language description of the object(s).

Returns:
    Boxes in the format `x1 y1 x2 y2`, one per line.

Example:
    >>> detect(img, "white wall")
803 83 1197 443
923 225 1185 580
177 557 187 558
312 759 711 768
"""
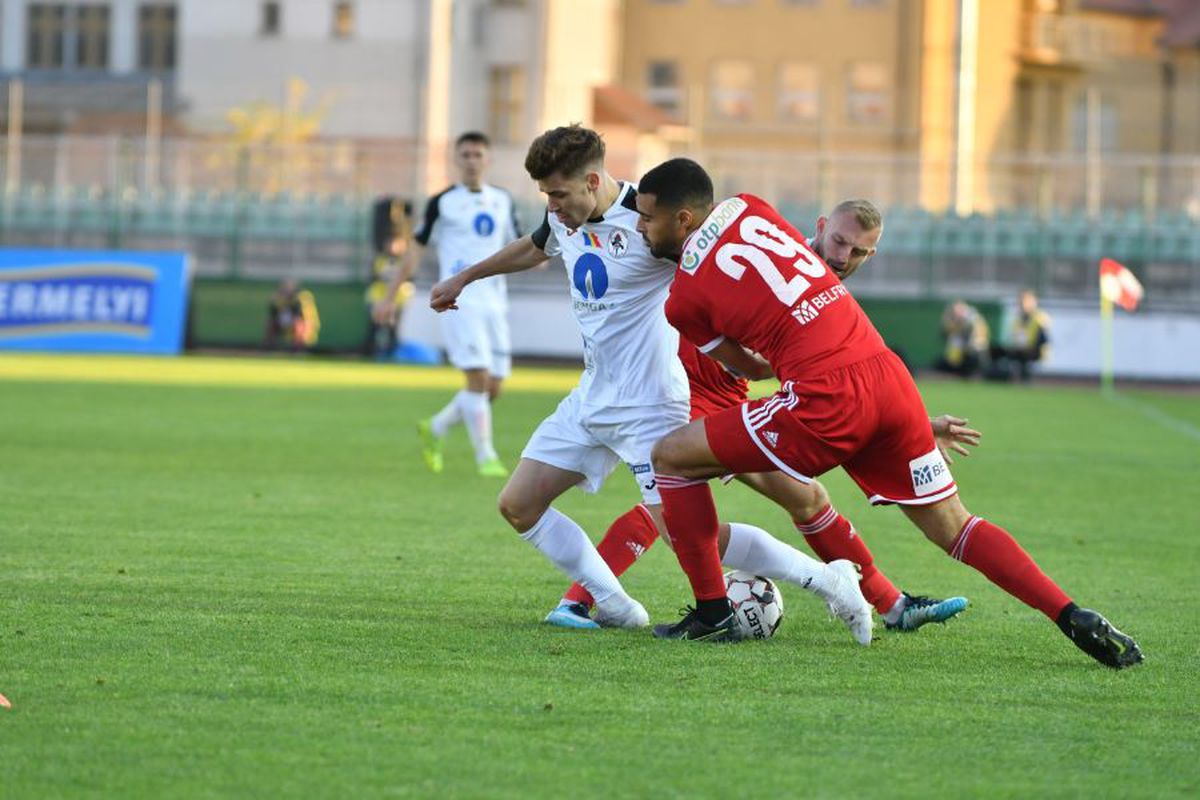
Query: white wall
177 0 426 137
1035 302 1200 381
402 292 1200 382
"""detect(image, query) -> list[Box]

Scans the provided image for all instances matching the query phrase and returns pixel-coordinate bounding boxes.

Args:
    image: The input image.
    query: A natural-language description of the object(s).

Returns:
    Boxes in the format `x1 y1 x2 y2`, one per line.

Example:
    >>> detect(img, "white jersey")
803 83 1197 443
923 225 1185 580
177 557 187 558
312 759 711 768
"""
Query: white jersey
415 183 520 308
531 181 688 411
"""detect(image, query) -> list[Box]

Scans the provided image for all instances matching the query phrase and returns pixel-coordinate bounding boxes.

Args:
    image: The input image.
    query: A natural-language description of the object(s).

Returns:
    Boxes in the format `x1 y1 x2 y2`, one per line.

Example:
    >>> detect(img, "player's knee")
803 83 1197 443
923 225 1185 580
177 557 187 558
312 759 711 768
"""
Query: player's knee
497 488 538 533
488 384 502 402
789 481 830 522
650 434 682 475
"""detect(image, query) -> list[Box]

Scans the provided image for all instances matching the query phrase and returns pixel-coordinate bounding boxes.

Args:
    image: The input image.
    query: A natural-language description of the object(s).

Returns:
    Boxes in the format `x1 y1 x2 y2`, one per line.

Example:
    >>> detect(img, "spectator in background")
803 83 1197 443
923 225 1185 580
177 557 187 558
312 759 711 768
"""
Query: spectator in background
264 278 319 352
936 300 990 378
989 288 1050 382
365 197 414 357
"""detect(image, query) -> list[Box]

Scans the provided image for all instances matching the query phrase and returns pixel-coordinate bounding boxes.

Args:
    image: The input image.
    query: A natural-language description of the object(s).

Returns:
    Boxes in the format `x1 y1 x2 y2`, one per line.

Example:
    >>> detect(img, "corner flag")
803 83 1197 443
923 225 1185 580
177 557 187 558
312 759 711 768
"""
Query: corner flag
1100 258 1143 312
1098 258 1144 396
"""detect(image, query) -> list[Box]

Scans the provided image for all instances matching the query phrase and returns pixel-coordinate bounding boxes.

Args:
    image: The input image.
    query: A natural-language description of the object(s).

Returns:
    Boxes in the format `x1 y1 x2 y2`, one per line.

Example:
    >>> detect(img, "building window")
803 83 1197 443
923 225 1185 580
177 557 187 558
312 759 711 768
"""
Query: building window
710 59 754 121
846 61 889 124
26 4 68 70
489 66 525 144
261 2 282 36
333 1 354 39
76 5 111 70
138 4 177 71
849 0 885 7
777 62 819 121
1071 92 1117 152
646 60 682 117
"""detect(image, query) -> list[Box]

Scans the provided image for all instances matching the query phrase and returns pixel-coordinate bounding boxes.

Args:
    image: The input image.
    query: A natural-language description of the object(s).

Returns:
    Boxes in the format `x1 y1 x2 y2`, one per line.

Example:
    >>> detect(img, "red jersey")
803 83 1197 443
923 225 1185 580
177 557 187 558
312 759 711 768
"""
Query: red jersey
665 194 887 384
678 338 748 419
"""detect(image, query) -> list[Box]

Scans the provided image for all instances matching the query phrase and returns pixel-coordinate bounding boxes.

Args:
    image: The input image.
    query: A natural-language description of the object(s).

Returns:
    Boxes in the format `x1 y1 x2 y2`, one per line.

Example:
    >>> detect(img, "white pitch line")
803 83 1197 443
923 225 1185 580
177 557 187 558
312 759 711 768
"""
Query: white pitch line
1109 392 1200 443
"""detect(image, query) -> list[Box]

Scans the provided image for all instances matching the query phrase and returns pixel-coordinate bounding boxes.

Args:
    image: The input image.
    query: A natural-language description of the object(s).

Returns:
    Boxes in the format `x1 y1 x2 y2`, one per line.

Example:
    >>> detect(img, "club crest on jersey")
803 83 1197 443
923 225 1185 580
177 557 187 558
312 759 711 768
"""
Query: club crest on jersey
680 196 748 273
580 231 603 248
607 230 627 258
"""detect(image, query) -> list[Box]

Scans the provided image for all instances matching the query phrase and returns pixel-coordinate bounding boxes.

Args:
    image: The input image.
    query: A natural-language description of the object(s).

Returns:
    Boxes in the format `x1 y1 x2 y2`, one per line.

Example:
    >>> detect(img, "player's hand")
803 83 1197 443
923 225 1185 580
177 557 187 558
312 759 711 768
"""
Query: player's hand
430 276 465 312
931 414 981 464
372 299 395 325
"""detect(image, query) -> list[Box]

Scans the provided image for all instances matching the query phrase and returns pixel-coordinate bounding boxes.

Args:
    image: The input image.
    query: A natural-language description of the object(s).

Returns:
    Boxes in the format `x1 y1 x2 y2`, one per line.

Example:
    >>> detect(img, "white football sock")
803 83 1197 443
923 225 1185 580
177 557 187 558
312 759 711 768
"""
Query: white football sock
459 390 498 463
430 391 464 438
722 522 832 595
520 508 625 604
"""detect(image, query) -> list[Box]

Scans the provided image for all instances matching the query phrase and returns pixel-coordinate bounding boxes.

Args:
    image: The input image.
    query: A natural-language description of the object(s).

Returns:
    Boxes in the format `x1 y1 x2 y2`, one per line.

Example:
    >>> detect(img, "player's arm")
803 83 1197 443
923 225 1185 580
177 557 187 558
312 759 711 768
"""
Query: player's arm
930 414 981 463
704 337 774 381
429 235 549 312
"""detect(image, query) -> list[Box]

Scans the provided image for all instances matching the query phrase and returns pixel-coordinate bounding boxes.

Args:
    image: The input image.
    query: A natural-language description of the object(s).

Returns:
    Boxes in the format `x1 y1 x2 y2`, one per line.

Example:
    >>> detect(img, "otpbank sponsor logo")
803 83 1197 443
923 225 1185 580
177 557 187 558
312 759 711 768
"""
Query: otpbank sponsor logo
0 263 156 338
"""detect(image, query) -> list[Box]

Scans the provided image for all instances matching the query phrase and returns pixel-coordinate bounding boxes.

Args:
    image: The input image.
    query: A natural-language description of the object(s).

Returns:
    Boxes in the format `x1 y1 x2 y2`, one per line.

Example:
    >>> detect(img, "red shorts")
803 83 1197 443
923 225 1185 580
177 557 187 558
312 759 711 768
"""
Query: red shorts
690 389 745 421
704 350 958 506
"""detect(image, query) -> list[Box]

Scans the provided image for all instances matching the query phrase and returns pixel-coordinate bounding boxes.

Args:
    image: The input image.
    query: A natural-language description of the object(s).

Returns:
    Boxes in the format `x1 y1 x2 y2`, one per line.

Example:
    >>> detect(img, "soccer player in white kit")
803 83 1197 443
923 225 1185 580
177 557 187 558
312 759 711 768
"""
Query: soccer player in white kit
429 125 678 626
430 126 871 633
377 132 520 478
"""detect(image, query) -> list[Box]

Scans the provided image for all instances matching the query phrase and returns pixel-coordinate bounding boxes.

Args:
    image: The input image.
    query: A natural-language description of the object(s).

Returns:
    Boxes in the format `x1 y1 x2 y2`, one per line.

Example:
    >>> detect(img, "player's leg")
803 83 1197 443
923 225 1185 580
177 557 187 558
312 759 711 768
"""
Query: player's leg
499 458 646 629
552 503 659 625
901 495 1141 668
736 471 967 631
514 392 648 628
854 352 1140 667
736 472 899 614
473 308 511 477
710 514 872 646
648 417 741 640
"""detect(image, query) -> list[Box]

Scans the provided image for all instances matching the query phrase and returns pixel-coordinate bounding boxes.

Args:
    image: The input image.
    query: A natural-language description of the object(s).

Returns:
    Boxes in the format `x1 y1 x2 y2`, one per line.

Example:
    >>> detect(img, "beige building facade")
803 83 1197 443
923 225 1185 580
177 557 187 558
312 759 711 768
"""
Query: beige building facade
618 0 1200 212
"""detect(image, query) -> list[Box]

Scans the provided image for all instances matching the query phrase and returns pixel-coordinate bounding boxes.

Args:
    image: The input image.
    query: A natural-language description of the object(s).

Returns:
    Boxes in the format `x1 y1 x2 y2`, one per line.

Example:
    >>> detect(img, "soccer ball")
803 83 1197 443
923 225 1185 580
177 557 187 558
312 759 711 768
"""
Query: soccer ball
724 570 784 639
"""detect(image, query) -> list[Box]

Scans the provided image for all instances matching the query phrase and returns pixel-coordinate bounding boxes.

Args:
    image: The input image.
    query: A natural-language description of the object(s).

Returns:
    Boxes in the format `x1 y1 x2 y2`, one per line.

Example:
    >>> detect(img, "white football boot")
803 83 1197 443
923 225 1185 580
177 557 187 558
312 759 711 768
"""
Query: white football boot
593 593 650 629
821 559 873 646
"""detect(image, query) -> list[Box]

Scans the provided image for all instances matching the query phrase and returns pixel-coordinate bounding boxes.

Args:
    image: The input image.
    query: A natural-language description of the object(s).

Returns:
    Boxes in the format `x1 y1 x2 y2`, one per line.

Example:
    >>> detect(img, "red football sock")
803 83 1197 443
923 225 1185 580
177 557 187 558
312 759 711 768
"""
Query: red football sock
948 516 1073 619
796 505 902 615
563 504 659 608
657 475 726 601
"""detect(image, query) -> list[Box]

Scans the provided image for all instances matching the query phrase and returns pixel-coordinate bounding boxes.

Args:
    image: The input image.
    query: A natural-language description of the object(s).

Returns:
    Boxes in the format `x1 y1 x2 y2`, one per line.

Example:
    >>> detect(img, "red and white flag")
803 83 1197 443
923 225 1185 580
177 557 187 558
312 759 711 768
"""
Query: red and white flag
1099 258 1143 312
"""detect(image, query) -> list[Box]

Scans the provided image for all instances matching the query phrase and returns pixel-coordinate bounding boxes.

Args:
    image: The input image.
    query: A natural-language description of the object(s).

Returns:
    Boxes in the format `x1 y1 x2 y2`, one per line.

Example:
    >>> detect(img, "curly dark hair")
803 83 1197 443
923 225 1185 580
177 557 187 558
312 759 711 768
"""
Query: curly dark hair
524 124 606 181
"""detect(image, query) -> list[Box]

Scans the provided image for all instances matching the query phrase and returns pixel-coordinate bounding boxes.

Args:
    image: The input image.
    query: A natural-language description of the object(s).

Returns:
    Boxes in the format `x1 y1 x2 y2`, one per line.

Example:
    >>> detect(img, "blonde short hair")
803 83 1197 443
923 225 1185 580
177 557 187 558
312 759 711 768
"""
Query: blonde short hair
831 199 882 232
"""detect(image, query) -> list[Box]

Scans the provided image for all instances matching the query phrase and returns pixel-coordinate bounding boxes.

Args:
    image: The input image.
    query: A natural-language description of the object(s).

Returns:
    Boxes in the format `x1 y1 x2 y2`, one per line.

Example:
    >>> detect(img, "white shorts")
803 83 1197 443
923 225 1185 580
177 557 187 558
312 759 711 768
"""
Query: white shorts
521 387 690 506
440 304 511 378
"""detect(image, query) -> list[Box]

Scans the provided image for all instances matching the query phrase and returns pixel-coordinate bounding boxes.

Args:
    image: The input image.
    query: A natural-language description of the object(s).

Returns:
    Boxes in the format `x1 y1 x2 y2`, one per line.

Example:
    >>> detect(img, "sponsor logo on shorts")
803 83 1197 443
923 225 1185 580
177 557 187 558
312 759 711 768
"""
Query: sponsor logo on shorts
630 463 652 475
791 283 848 325
680 197 748 273
909 448 953 496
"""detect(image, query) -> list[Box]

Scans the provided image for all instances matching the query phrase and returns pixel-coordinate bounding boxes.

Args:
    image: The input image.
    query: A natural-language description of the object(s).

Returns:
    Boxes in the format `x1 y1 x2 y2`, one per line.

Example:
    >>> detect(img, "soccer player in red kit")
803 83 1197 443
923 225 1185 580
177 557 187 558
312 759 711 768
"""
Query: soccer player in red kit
548 201 975 633
636 158 1142 669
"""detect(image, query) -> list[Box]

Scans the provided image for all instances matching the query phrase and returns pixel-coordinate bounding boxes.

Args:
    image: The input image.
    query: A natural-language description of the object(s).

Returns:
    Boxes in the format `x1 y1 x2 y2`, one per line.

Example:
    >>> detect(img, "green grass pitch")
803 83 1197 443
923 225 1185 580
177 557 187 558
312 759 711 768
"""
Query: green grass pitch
1 356 1198 798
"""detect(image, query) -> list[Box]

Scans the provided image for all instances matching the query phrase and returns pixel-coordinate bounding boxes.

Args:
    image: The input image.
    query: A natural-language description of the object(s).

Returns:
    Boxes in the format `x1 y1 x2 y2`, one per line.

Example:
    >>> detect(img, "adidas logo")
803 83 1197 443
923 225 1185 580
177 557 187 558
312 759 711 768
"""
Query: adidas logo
764 431 780 448
626 541 646 558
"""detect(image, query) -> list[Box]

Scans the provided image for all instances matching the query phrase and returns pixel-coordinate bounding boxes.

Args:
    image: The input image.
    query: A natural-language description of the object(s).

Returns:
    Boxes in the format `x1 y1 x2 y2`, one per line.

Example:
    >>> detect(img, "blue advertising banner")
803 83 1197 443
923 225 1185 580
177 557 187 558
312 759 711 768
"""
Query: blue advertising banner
0 249 191 354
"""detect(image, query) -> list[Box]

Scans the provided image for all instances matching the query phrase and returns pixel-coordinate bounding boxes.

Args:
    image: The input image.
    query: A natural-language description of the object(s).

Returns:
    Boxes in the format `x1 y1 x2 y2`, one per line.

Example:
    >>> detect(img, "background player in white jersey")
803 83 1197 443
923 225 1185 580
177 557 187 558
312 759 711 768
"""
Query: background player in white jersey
430 125 870 635
377 131 520 478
